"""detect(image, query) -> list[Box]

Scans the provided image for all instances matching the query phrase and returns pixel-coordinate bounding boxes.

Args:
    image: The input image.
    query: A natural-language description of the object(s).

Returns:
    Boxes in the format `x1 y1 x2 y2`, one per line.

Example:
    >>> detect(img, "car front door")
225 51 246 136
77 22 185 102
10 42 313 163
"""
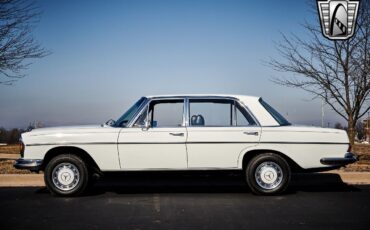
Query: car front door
186 98 261 169
118 99 188 169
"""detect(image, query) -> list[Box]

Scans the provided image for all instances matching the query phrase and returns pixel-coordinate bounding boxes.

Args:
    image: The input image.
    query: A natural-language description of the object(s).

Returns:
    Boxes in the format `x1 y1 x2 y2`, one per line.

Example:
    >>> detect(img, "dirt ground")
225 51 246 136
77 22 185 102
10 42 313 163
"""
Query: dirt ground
0 144 34 174
0 144 20 154
0 160 35 174
343 144 370 172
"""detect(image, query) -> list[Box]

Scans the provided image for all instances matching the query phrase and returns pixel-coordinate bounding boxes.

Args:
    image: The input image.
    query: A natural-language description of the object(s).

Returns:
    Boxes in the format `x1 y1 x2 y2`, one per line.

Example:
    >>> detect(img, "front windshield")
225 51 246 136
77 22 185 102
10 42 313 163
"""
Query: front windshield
114 97 146 127
259 98 291 126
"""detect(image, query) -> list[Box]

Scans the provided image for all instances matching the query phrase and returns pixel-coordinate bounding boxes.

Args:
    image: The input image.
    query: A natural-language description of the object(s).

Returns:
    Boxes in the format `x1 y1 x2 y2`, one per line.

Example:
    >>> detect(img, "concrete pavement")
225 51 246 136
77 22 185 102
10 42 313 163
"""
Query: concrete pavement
0 178 369 229
0 153 19 160
0 174 44 187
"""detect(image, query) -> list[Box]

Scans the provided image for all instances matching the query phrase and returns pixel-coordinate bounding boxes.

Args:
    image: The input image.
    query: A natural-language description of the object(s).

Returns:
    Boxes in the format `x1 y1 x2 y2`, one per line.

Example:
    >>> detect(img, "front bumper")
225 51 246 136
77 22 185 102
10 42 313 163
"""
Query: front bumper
14 158 43 171
320 152 358 166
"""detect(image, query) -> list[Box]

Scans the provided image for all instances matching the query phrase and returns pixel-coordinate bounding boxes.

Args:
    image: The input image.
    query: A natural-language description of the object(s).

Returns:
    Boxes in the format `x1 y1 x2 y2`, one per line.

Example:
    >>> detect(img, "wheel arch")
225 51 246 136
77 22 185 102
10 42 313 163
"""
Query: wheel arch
240 149 302 172
41 146 101 173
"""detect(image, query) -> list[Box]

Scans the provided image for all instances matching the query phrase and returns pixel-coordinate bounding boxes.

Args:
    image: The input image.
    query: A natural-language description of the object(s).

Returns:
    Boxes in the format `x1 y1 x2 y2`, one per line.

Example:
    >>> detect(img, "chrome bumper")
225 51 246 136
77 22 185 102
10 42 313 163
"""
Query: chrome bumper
14 158 43 171
320 152 358 166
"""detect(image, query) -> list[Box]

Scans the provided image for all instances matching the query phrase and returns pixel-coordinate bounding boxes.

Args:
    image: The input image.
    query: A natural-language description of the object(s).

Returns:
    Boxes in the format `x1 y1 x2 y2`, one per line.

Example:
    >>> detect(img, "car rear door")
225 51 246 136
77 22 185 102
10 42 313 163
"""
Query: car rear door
186 98 261 168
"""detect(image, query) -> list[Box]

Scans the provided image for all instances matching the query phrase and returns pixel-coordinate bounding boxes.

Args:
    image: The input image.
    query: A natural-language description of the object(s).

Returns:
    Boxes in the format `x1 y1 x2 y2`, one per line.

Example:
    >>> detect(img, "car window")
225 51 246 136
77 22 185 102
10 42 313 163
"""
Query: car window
190 99 232 126
189 99 256 127
259 98 290 126
150 100 184 127
235 102 257 126
114 97 146 127
133 105 148 127
134 100 184 128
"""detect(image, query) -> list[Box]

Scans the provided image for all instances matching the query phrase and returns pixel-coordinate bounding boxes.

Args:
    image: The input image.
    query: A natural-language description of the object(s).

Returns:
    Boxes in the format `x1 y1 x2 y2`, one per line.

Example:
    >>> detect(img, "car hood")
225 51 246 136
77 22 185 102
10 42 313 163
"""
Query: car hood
24 125 119 136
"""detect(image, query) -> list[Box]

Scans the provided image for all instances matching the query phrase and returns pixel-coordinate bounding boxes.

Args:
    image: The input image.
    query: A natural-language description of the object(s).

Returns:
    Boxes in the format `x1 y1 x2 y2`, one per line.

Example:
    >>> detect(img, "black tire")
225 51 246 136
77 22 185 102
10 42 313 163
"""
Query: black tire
44 154 89 197
245 153 291 195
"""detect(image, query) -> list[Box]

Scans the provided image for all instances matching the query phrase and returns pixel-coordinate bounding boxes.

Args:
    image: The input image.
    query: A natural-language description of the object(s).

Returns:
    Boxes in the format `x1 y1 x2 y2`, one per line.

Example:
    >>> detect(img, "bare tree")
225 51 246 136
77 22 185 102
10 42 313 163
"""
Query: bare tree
0 0 49 85
0 127 23 143
356 120 364 141
269 0 370 144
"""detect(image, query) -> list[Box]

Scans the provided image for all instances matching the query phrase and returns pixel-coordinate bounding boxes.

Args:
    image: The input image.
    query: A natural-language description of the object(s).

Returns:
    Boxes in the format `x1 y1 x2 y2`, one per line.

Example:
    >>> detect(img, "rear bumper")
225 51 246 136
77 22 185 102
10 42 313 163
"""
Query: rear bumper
14 158 43 171
320 152 358 166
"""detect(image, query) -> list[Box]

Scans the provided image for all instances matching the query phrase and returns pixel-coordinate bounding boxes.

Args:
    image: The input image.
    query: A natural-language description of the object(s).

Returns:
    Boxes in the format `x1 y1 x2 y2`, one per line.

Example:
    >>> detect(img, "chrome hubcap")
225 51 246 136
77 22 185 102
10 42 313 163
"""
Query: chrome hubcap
52 163 80 191
255 161 283 190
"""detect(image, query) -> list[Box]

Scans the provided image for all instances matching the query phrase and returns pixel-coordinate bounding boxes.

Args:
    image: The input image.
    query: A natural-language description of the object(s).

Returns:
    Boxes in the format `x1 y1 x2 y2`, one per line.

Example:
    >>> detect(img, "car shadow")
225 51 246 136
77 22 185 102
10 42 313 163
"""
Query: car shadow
69 171 361 196
288 173 360 193
85 171 249 196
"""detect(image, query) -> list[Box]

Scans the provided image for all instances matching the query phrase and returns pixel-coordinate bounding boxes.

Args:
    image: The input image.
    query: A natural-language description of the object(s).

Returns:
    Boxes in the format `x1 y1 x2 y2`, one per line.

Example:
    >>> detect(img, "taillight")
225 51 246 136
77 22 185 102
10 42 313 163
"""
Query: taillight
19 140 25 158
347 144 352 153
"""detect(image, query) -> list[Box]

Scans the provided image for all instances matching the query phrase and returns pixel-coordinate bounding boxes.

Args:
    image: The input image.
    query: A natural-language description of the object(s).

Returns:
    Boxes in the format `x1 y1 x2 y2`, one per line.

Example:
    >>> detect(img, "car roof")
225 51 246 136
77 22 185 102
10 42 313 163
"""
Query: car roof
143 94 279 126
146 94 260 101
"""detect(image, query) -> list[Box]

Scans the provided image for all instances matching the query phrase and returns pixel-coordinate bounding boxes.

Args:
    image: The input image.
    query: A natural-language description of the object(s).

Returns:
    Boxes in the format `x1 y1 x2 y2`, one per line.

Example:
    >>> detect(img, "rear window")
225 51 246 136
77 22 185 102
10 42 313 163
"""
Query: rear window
259 98 291 126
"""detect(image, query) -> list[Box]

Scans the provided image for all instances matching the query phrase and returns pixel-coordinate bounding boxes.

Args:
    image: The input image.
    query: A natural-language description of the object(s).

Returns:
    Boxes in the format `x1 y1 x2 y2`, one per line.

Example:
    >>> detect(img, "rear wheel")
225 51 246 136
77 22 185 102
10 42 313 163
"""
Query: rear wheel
245 153 291 195
44 154 89 196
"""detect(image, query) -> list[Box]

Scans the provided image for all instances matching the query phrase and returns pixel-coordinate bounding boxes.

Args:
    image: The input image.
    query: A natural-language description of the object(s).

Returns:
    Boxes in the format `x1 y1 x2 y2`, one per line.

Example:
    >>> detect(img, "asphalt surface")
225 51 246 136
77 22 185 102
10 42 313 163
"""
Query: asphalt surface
0 172 370 230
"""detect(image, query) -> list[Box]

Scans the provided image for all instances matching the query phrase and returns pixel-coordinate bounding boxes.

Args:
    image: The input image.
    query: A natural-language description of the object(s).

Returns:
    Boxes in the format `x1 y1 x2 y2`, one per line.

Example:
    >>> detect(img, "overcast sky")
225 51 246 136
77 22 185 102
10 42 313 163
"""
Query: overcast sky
0 0 347 129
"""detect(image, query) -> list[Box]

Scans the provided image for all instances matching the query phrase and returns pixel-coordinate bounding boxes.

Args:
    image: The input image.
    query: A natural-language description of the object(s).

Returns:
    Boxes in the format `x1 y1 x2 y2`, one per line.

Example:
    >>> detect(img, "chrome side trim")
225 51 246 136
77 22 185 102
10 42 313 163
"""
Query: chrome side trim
102 167 241 171
259 142 349 145
26 142 117 146
25 141 350 146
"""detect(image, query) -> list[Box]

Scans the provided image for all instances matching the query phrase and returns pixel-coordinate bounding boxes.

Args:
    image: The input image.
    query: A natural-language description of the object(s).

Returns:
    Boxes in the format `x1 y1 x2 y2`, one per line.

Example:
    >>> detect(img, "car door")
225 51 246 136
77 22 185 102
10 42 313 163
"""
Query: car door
186 98 261 168
118 99 188 169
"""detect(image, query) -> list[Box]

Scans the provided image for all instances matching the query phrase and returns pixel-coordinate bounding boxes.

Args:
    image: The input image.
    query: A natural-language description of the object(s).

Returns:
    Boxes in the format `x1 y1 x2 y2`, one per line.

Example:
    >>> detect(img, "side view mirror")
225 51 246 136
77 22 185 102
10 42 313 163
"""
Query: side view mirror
104 119 116 126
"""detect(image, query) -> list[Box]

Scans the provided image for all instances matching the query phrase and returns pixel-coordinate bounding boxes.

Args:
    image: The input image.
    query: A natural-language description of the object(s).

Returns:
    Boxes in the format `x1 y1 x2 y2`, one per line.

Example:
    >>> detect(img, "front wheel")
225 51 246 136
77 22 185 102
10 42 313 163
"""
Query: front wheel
44 154 89 196
245 153 291 195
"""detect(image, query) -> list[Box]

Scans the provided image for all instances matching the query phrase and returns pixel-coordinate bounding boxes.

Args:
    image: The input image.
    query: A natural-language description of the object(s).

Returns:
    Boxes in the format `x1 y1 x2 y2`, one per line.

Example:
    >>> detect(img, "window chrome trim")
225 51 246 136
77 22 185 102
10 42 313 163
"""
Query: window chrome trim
232 101 237 126
184 97 190 127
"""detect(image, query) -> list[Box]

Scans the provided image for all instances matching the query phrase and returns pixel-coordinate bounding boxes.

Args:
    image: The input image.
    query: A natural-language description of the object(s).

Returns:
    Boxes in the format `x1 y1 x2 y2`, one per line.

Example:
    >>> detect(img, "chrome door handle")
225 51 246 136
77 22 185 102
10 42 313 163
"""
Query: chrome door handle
169 132 184 136
243 131 259 136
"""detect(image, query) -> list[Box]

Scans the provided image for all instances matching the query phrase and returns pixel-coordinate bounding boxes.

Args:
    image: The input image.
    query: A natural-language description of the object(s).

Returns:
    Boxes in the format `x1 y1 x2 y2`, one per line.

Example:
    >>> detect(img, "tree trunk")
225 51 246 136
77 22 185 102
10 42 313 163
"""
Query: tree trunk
347 117 356 145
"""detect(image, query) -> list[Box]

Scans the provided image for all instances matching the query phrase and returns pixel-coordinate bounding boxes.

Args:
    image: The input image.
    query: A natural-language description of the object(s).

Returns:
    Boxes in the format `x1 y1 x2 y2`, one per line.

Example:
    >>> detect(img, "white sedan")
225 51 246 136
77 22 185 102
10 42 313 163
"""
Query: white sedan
15 94 357 196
